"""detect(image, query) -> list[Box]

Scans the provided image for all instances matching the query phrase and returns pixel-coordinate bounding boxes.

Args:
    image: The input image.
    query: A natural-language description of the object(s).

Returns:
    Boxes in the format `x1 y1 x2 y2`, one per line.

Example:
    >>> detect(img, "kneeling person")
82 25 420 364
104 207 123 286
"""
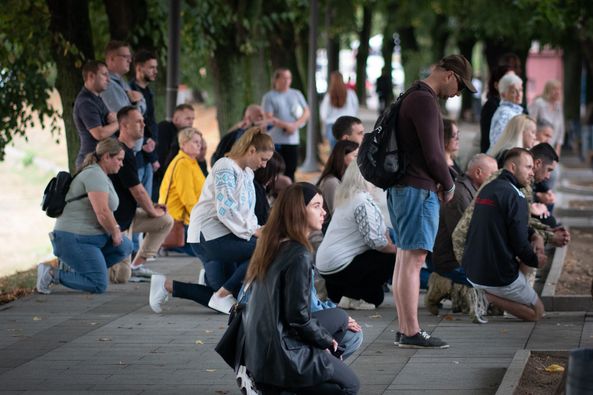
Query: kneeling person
110 106 174 281
462 148 547 321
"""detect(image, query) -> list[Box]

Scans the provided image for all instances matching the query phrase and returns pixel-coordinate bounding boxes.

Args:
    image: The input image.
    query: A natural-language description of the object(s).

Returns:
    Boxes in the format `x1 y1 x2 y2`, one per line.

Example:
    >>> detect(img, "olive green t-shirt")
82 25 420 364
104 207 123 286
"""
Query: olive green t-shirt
54 164 119 235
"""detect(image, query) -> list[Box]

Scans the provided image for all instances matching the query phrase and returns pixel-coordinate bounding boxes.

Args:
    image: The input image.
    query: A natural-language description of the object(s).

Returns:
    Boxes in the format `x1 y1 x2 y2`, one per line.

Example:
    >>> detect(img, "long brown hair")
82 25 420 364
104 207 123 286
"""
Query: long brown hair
245 183 318 283
317 140 359 185
329 71 347 108
227 126 274 159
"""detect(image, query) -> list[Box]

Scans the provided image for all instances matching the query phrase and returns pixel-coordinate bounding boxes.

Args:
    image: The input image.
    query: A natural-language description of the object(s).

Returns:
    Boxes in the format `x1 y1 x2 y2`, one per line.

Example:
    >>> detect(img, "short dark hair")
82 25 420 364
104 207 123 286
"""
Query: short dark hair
82 60 107 80
134 49 156 65
503 147 533 166
530 142 559 164
105 40 129 56
117 105 140 123
332 116 362 141
174 103 194 113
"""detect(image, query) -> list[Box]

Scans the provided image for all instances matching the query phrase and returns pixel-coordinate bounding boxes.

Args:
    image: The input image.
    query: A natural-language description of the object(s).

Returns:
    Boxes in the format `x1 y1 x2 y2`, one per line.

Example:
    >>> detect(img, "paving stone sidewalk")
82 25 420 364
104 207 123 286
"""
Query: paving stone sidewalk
1 255 592 394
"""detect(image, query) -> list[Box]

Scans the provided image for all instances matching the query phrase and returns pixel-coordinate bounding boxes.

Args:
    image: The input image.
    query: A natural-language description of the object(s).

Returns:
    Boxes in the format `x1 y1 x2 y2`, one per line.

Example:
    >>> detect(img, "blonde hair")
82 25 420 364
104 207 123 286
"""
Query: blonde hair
488 114 535 158
79 138 124 172
177 127 202 147
542 80 561 101
334 161 373 208
227 126 274 159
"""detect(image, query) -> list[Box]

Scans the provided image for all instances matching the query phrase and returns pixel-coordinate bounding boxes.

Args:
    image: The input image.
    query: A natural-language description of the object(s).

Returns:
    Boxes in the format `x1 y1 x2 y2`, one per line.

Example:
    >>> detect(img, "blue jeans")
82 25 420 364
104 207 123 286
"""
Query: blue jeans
133 163 154 251
189 242 238 291
50 230 133 293
198 233 256 294
326 122 336 149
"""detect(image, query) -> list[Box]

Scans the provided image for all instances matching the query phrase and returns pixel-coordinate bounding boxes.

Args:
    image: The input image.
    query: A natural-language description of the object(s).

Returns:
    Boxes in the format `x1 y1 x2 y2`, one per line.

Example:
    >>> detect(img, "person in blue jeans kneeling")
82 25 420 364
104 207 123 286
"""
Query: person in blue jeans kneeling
37 138 133 294
149 127 274 314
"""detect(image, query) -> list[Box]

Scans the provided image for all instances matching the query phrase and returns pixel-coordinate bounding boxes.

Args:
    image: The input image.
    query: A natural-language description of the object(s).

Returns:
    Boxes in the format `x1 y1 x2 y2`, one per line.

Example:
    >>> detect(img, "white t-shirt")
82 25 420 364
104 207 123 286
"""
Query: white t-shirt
319 89 359 125
187 158 258 242
316 191 388 274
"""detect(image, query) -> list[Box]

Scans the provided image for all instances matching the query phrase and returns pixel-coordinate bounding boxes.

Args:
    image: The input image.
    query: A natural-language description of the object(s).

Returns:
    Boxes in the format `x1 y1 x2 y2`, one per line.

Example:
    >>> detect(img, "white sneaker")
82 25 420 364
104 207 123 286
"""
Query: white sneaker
132 265 158 278
198 269 206 286
236 365 258 395
338 296 376 310
149 274 169 313
36 263 55 294
208 293 237 314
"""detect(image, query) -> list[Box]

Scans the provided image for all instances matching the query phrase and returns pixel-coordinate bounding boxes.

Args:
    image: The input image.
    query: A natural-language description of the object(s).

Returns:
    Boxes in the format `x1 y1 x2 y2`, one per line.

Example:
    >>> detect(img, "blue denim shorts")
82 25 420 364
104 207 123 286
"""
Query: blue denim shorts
387 186 440 252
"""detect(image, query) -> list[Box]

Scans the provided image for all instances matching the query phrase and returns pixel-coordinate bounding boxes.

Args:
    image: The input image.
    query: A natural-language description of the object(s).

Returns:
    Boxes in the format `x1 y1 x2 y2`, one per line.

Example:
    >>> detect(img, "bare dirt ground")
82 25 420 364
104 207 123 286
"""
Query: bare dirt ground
556 227 593 295
0 97 221 278
515 351 568 395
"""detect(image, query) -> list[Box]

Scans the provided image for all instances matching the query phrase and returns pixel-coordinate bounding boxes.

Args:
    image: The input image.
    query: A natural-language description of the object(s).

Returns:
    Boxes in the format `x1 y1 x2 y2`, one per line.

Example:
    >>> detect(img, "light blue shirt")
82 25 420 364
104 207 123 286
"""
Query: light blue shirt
489 100 524 147
261 88 308 145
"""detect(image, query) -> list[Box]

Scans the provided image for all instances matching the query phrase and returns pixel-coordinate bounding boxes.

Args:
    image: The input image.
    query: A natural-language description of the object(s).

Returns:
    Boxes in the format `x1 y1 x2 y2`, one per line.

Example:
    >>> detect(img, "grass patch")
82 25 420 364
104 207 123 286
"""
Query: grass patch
0 267 37 305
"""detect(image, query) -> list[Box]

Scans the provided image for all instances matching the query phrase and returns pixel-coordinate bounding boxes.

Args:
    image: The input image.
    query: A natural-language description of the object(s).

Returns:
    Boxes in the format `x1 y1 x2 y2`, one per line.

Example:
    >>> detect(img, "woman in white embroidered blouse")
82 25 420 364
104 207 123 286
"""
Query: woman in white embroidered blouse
316 162 396 310
150 127 274 315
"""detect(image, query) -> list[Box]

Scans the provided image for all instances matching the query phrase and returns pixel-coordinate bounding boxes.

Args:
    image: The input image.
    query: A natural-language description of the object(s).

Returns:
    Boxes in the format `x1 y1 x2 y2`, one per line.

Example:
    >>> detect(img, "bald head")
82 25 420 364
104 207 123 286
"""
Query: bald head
244 104 264 125
466 153 498 187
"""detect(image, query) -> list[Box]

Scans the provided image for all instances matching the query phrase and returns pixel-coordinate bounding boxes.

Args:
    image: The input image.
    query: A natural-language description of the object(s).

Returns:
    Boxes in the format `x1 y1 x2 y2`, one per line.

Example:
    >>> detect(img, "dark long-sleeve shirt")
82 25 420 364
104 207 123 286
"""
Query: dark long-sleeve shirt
397 81 453 192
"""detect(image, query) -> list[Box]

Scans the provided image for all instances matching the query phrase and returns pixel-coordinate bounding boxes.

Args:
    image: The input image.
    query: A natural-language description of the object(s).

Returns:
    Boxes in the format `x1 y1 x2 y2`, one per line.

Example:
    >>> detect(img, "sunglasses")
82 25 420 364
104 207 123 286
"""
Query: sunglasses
452 72 467 93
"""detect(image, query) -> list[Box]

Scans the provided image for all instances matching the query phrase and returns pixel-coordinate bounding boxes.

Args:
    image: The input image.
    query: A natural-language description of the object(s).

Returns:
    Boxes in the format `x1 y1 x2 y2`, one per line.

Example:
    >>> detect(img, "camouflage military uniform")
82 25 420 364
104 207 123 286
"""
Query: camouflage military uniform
452 170 554 264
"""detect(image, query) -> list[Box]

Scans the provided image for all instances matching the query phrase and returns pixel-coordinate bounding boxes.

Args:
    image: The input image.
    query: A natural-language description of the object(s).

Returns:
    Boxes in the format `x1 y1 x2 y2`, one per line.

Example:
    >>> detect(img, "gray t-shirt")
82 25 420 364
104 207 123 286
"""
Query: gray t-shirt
55 164 119 235
261 88 308 145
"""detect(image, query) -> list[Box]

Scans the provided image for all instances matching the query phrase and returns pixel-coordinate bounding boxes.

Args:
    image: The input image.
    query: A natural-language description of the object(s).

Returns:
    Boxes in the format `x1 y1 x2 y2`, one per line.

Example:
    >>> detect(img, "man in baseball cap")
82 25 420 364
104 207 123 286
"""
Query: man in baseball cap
437 54 477 94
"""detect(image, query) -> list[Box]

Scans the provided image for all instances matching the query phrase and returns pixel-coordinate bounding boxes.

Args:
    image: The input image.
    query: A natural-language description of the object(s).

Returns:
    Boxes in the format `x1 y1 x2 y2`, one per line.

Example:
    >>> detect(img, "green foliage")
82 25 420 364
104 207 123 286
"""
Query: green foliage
0 0 60 161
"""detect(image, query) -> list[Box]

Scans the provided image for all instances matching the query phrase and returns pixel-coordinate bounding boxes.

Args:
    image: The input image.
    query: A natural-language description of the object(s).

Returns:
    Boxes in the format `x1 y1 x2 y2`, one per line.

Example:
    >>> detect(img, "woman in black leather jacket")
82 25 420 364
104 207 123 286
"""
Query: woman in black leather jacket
243 183 360 395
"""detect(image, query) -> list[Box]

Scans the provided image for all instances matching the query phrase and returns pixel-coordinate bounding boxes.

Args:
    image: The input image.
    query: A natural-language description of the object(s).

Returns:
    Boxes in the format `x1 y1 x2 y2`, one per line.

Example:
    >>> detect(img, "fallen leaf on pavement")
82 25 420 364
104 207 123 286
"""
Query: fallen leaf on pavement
544 364 565 373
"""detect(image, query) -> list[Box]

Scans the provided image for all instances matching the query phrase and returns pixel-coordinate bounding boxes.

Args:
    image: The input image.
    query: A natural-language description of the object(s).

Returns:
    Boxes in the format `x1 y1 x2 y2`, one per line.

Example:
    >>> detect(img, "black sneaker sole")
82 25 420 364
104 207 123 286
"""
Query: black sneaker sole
398 343 450 349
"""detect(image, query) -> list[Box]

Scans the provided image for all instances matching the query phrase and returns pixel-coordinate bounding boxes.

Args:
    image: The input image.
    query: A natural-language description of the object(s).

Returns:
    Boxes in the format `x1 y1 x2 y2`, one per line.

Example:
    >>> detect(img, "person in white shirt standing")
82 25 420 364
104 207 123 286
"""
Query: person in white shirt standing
320 71 359 149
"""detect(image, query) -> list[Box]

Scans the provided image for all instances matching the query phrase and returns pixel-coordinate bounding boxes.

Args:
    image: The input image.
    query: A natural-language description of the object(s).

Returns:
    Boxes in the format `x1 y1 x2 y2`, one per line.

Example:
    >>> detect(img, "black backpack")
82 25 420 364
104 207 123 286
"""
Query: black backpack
41 171 88 218
357 84 426 189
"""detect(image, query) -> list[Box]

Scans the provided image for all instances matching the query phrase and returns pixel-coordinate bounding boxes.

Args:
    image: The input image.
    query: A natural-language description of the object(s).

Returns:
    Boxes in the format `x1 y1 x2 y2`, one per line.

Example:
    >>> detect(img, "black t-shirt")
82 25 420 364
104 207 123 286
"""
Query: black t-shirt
156 121 178 178
109 145 141 230
73 87 110 167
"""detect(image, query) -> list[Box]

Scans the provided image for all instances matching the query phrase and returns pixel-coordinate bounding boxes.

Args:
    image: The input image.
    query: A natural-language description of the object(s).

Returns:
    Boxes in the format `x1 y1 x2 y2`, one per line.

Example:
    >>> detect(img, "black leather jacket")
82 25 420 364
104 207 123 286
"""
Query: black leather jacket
243 240 334 388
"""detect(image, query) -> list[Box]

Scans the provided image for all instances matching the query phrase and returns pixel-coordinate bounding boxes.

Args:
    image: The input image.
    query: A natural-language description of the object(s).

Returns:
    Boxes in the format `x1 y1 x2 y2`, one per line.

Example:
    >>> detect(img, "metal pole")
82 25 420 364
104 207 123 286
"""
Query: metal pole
299 0 319 172
165 0 181 120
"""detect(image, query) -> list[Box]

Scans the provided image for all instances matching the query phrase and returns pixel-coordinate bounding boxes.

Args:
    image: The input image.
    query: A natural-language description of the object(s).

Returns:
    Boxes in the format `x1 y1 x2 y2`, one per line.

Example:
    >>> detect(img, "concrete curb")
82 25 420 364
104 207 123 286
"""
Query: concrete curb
495 349 530 395
541 231 593 312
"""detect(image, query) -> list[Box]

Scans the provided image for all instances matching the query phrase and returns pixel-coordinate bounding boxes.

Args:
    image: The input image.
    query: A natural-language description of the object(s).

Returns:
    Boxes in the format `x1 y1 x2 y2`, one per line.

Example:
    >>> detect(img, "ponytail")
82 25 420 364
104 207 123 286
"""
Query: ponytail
227 126 274 159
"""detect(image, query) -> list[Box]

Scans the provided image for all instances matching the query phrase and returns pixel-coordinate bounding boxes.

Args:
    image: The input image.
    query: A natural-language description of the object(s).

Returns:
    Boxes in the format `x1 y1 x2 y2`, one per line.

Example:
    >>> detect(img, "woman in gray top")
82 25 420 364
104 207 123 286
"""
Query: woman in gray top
36 138 133 294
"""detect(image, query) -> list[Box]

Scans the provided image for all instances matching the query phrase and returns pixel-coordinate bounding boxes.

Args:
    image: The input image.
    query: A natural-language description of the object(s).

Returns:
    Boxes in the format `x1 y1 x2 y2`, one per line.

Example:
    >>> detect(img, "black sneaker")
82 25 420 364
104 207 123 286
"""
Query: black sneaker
394 331 403 345
398 330 449 349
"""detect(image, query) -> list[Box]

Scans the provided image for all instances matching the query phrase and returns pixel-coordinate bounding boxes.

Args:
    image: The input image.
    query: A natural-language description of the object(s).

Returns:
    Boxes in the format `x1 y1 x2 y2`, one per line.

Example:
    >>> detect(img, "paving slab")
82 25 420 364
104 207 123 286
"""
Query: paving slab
0 254 589 394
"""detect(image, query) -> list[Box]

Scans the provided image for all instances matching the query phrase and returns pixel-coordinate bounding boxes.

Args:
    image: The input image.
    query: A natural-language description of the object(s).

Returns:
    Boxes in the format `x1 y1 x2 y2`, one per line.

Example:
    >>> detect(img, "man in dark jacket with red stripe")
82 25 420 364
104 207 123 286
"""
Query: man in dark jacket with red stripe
462 148 547 321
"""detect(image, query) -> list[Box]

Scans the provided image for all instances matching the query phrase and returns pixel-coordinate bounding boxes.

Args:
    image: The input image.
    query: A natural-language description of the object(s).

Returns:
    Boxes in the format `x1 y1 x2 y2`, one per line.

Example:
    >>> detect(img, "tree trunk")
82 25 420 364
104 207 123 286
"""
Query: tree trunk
46 0 95 172
430 13 449 61
563 39 582 121
355 4 372 104
459 37 476 120
581 38 593 105
399 26 420 89
381 25 395 105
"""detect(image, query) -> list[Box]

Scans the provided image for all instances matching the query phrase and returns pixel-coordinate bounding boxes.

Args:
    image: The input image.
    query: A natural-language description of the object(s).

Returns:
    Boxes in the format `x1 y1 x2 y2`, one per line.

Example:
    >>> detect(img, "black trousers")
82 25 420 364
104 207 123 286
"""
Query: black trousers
323 249 395 306
260 308 360 395
278 144 299 181
172 281 213 308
